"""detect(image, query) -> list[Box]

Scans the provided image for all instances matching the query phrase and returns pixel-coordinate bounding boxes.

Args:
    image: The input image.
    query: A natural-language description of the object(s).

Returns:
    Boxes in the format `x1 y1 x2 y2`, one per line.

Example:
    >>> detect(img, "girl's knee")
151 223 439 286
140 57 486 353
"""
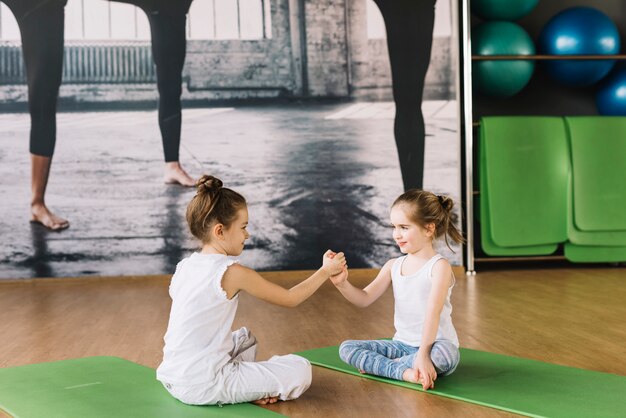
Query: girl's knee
297 357 313 386
282 354 312 386
430 343 460 375
275 355 311 399
339 340 362 361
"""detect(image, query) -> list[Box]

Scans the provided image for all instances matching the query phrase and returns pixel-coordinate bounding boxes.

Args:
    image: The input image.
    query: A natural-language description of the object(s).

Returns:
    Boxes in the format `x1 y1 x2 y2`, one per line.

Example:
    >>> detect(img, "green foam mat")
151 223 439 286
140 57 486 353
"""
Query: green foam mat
564 242 626 263
480 181 557 256
566 173 626 247
479 120 558 256
297 345 626 418
480 117 569 247
565 117 626 232
0 357 283 418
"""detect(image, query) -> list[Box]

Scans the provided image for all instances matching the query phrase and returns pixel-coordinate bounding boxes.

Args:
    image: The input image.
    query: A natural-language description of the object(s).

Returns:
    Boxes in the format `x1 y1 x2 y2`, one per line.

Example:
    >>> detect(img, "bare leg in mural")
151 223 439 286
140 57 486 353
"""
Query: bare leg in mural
1 0 69 230
373 0 436 191
111 0 195 186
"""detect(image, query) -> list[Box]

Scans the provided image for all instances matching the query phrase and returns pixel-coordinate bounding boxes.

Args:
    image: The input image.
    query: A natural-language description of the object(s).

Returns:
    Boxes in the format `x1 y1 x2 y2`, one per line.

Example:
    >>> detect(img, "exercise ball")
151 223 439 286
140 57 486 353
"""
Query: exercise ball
538 7 620 87
596 68 626 115
472 22 535 98
471 0 539 21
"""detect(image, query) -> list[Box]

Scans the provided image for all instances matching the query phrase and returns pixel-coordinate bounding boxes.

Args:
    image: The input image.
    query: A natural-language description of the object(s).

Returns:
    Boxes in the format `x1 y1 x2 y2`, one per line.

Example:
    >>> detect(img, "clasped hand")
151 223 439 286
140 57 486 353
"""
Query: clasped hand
323 250 347 276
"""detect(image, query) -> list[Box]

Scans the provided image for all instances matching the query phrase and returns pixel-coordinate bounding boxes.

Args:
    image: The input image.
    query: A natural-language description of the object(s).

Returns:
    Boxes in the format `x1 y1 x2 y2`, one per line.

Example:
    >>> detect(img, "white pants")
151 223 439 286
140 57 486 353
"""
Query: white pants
164 327 312 405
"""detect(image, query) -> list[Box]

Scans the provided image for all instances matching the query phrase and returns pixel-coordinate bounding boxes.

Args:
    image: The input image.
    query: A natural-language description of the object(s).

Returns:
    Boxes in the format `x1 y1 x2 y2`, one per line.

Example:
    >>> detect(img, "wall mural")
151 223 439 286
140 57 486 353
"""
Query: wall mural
0 0 461 278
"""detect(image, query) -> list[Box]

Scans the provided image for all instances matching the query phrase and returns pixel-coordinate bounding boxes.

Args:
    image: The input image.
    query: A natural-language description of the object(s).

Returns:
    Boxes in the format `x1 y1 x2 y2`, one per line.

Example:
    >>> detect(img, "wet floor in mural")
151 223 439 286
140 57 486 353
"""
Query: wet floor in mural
0 101 460 278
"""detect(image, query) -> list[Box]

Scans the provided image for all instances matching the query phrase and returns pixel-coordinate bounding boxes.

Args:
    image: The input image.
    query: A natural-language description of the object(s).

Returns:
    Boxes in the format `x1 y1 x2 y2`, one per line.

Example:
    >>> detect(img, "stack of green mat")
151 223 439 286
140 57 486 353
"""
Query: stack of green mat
479 117 569 256
563 117 626 262
478 116 626 262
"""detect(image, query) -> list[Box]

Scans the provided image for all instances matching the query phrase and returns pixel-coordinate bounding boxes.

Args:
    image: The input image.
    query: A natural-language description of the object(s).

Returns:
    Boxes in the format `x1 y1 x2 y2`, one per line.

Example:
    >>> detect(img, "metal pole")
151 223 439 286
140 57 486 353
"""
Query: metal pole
461 0 476 275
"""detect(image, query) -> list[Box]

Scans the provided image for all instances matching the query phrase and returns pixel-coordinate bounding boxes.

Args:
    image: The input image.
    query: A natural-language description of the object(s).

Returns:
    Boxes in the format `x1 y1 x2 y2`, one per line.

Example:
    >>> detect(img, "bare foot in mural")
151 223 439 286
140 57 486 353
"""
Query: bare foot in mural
30 203 69 231
164 162 195 187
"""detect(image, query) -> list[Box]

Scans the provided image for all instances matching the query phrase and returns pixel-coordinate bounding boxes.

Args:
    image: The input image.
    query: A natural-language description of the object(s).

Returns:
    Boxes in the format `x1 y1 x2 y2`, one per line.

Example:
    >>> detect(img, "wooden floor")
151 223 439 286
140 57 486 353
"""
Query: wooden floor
1 266 625 417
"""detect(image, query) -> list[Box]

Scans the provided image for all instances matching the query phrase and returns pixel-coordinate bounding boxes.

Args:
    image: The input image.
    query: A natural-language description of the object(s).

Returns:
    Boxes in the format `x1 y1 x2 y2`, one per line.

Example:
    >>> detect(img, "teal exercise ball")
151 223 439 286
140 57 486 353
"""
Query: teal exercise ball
471 0 539 21
472 22 536 98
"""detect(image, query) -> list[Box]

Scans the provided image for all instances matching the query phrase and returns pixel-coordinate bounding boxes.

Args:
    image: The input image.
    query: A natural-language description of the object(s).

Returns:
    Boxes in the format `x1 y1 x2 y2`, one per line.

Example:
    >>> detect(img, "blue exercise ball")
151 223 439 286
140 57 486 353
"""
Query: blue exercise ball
596 67 626 115
472 0 539 21
538 7 620 87
472 22 536 97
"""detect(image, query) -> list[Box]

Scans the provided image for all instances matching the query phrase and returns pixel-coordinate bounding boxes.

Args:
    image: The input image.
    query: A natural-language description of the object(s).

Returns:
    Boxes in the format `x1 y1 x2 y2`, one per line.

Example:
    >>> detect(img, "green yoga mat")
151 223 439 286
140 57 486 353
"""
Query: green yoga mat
480 155 556 256
564 242 626 263
480 178 557 256
297 345 626 418
566 117 626 232
479 119 558 256
0 357 283 418
566 173 626 247
480 117 569 248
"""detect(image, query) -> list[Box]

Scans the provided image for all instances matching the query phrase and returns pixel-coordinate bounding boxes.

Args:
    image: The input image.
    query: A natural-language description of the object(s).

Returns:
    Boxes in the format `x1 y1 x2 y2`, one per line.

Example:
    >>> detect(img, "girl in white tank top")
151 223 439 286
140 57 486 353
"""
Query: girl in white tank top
157 175 347 406
331 189 464 390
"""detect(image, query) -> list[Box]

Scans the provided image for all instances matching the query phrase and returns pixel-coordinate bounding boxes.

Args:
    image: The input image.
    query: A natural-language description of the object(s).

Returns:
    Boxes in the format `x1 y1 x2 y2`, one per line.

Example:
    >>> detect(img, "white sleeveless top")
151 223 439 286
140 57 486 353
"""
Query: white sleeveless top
156 253 239 385
391 254 459 347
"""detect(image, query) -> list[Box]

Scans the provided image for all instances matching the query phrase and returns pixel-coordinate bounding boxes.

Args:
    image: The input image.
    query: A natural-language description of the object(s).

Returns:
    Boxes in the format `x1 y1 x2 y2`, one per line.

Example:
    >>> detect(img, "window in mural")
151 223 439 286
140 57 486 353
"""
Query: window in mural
0 0 271 41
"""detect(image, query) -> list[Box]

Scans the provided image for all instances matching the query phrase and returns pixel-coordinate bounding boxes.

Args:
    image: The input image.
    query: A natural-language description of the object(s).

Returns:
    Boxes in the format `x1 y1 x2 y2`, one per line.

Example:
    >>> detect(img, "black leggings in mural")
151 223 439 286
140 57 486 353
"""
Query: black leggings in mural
1 0 66 157
373 0 436 191
2 0 192 161
112 0 193 162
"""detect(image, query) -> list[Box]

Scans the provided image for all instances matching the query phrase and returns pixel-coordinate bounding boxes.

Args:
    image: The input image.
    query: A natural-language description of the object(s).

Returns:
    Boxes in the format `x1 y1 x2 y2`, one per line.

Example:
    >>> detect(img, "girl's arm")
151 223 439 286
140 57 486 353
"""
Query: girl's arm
414 259 454 390
221 250 346 308
330 259 394 308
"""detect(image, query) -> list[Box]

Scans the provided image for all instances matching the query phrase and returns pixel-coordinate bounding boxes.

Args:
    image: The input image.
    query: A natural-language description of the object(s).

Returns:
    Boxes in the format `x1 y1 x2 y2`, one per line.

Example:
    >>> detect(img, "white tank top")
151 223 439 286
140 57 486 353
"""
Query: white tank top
156 253 239 385
391 254 459 347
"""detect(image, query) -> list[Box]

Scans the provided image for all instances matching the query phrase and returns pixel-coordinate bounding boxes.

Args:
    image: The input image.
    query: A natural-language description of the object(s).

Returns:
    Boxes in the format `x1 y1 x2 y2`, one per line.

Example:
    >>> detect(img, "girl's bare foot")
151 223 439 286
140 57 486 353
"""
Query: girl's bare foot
30 203 69 231
402 368 420 384
252 397 278 405
164 162 195 187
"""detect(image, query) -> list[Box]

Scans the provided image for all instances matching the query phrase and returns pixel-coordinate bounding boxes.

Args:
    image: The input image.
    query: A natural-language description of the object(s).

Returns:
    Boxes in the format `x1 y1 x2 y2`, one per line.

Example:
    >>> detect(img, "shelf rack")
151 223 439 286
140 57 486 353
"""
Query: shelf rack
458 6 626 275
472 54 626 61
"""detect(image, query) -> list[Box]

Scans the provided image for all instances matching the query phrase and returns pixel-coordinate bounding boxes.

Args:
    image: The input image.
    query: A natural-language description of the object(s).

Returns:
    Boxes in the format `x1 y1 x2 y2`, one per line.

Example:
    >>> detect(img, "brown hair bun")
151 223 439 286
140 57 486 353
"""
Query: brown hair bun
196 175 223 193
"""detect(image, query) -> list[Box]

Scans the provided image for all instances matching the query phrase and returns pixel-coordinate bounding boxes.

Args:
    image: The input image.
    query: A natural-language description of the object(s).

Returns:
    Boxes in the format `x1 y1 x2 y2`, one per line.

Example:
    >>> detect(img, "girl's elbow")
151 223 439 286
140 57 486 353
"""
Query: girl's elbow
287 300 300 308
356 300 371 308
284 295 301 308
357 293 376 308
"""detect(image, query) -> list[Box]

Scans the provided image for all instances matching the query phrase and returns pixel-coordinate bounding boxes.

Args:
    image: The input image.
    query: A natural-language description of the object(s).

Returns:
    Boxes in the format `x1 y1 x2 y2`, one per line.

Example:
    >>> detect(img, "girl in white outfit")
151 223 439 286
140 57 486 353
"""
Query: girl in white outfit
332 189 463 391
157 175 346 405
